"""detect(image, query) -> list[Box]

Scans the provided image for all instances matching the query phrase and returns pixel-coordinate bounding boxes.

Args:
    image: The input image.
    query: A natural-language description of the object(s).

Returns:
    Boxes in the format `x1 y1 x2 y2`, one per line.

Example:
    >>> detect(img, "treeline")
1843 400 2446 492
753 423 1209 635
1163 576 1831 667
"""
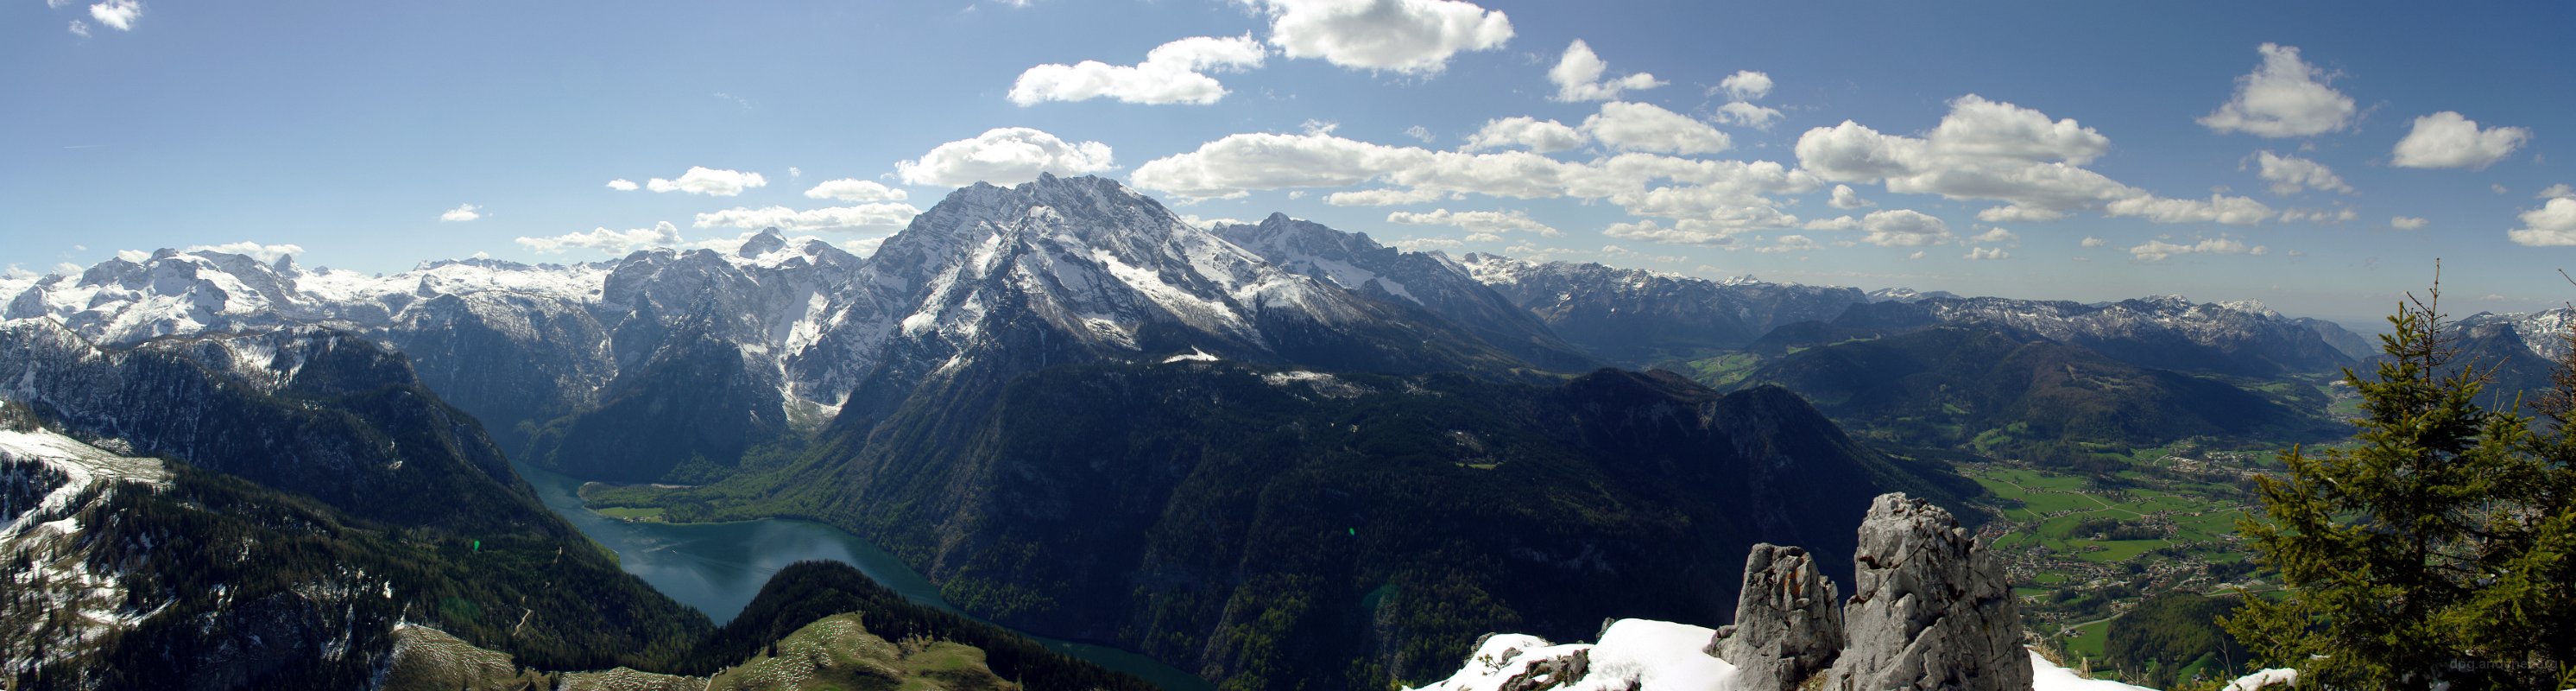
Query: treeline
2230 293 2576 689
2103 593 2251 688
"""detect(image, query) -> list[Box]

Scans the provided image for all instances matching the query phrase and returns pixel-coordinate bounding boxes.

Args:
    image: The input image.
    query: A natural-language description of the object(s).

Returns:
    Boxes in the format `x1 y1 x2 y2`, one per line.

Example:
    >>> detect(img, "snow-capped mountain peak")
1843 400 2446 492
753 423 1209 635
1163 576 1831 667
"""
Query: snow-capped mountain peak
1213 213 1423 303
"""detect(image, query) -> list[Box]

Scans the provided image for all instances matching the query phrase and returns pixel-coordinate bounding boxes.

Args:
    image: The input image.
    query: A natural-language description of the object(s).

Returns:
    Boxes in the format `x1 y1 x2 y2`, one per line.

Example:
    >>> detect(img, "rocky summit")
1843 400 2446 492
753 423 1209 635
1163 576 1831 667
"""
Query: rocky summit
1708 543 1844 691
1826 493 2029 691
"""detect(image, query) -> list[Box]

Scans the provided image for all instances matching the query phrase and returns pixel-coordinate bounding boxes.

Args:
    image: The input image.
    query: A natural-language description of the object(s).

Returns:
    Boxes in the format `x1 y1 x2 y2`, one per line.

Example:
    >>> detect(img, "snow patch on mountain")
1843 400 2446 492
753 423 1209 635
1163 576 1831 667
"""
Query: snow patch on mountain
1 426 167 675
1 428 166 538
1867 287 1960 303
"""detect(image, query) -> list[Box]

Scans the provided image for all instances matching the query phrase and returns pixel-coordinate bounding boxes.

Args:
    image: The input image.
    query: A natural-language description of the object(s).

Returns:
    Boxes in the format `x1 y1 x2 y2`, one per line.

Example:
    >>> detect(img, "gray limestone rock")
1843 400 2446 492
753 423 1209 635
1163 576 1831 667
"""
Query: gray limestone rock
1708 543 1845 691
1825 493 2030 691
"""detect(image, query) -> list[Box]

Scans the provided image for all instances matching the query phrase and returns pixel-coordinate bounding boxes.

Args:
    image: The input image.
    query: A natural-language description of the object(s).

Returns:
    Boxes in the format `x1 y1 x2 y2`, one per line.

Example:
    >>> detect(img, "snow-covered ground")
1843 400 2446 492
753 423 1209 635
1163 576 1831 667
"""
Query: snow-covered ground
1405 619 1738 691
0 428 166 538
2 428 169 675
1405 618 2299 691
2029 650 2155 691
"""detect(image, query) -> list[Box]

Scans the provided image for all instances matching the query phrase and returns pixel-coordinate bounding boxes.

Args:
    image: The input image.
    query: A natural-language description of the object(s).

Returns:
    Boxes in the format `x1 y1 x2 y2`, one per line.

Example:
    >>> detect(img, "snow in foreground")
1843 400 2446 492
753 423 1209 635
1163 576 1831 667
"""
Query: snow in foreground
1405 619 2299 691
1405 619 1736 691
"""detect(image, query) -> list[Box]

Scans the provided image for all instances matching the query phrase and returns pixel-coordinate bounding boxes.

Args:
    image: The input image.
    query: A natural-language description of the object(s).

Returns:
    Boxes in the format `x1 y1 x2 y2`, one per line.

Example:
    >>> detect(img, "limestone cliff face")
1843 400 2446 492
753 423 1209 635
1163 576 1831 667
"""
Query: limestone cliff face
1826 493 2030 691
1708 543 1844 691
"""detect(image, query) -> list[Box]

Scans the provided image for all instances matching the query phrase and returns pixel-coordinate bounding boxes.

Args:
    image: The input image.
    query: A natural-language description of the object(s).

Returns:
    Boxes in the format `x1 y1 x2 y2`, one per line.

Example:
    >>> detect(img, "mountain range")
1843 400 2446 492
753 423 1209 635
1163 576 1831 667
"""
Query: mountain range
0 174 2453 689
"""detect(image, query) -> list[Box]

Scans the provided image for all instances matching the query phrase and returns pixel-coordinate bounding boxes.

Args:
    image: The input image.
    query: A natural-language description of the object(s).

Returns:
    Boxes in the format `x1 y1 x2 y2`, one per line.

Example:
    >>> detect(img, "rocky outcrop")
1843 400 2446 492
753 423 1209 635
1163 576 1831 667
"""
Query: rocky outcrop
1708 543 1844 691
1409 491 2036 691
1493 647 1588 691
1827 493 2029 691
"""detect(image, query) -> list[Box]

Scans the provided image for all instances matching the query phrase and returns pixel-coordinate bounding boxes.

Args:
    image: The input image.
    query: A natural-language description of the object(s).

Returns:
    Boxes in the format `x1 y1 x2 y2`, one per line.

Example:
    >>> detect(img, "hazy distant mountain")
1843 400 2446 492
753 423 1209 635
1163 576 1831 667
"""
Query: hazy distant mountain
1458 255 1869 364
1736 326 2342 448
1751 295 2356 377
1866 287 1959 303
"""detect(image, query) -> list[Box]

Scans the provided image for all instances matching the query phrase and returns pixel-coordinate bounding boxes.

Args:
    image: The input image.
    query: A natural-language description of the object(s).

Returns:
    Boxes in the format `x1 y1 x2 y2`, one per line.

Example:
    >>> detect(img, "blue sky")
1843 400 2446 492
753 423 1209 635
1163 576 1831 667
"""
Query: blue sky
5 1 2572 326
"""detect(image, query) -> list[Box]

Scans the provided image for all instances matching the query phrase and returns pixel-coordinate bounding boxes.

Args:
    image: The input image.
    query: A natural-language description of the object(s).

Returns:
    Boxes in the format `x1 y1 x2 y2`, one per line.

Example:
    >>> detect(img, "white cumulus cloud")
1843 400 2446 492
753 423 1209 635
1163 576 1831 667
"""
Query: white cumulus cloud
693 203 922 232
1327 187 1450 206
2080 236 2107 247
1387 208 1559 236
2131 237 2262 262
2103 193 2274 225
1133 131 1413 199
1799 94 2277 225
1131 130 1815 233
1977 206 2067 223
1801 216 1860 231
641 167 768 196
1970 227 2017 244
1253 0 1512 74
2390 215 2430 230
1602 219 1739 247
1714 101 1784 130
1461 117 1588 153
804 179 908 202
2278 207 2356 224
1548 39 1663 102
2390 111 2531 169
1390 237 1466 251
1828 184 1873 210
439 203 482 222
1756 235 1819 254
1009 35 1268 105
2507 198 2576 247
88 0 138 30
2539 184 2575 200
1719 71 1773 101
516 222 683 255
1963 246 2011 260
1857 209 1953 247
606 179 641 191
2200 43 2354 137
896 128 1116 187
2251 151 2352 195
1796 95 2117 212
1583 101 1729 155
183 241 303 262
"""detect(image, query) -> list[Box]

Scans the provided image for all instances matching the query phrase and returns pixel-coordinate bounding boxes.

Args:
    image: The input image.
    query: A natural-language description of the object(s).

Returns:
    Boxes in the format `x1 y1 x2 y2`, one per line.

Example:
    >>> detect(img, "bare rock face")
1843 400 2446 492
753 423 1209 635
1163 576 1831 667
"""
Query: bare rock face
1708 543 1845 691
1826 493 2030 691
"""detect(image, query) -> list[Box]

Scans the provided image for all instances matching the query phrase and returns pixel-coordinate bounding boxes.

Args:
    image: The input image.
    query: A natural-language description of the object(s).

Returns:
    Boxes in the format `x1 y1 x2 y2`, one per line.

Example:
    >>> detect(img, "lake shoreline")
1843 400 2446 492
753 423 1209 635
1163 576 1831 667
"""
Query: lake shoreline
515 460 1215 691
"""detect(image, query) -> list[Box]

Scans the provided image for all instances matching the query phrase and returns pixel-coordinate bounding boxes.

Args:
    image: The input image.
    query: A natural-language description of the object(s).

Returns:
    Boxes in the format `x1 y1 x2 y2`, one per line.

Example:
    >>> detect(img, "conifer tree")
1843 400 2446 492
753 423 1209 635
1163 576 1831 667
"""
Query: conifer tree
2484 309 2576 688
2226 282 2537 689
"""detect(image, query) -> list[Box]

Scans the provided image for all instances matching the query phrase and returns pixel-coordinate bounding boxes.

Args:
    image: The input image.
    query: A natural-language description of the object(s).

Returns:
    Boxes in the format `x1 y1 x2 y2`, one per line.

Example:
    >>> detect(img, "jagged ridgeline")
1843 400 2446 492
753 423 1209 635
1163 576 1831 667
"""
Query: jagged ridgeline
2 175 2021 688
0 175 1990 689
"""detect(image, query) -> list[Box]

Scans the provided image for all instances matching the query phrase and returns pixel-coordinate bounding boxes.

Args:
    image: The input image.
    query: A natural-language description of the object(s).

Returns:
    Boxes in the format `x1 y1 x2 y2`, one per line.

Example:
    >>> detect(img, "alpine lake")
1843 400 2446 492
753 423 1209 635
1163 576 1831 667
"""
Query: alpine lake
515 460 1215 691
